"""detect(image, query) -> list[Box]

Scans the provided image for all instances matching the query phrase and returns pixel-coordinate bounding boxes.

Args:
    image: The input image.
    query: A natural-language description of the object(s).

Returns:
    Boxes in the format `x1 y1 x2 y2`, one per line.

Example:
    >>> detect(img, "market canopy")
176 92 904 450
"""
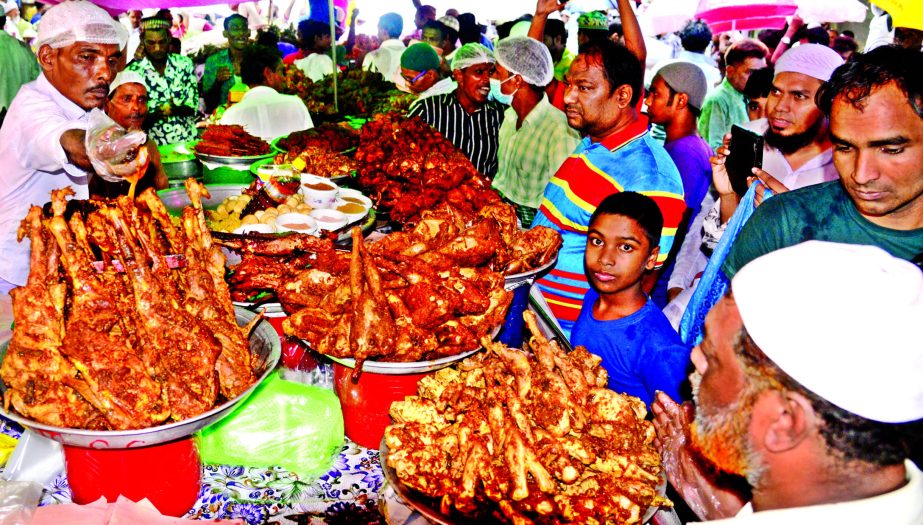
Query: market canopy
695 0 798 33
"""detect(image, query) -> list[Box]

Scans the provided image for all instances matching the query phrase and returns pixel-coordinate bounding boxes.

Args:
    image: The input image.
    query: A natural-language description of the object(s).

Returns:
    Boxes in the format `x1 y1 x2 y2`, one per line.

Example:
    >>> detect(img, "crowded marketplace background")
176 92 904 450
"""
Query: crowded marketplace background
0 0 921 524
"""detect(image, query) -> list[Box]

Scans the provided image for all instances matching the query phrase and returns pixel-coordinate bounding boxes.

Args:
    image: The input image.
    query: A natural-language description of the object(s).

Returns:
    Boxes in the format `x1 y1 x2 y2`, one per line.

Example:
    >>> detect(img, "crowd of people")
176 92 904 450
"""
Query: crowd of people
0 0 921 522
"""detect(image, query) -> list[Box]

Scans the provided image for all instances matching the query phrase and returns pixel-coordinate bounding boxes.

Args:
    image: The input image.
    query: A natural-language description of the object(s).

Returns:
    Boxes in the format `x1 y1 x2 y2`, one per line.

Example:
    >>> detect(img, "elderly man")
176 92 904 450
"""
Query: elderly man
490 36 579 227
126 16 197 145
721 45 923 279
201 14 249 113
0 1 134 292
92 71 168 197
399 42 454 100
362 12 404 82
653 240 923 522
531 39 685 338
220 44 313 141
407 43 505 177
699 39 769 150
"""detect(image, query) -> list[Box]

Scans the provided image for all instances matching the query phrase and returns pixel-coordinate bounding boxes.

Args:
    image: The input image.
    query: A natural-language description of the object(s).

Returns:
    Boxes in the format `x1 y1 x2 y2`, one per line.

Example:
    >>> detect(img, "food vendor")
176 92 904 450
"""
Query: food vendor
0 1 139 293
530 39 685 338
398 42 455 100
219 44 314 141
653 241 923 523
407 43 505 177
201 14 249 113
490 36 579 227
90 71 168 198
125 16 198 145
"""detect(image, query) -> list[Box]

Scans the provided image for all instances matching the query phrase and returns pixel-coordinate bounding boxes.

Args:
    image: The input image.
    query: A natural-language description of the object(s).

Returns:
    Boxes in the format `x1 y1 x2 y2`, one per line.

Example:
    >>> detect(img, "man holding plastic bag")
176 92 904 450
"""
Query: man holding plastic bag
0 1 148 293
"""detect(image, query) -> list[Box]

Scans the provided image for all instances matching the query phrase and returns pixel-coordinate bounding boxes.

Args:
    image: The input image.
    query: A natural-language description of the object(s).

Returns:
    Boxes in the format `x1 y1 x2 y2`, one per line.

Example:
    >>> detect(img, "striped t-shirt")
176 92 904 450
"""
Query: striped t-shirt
531 116 686 338
407 90 505 177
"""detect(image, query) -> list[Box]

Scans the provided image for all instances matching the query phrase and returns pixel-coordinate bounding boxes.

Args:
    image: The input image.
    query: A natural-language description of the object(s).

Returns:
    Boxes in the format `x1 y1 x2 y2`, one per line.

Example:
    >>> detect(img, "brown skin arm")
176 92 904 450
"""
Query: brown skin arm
528 0 565 42
146 139 168 190
617 0 646 68
60 129 93 170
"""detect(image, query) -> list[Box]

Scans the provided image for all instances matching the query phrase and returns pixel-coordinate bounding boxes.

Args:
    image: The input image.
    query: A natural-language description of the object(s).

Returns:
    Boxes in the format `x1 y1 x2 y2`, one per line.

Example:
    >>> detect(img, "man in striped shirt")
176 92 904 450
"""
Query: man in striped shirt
407 43 505 177
531 40 686 338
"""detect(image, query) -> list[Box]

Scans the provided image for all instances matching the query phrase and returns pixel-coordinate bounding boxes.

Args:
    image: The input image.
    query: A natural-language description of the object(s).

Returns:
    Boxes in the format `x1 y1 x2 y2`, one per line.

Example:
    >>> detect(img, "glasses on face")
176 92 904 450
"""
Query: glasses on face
402 70 428 85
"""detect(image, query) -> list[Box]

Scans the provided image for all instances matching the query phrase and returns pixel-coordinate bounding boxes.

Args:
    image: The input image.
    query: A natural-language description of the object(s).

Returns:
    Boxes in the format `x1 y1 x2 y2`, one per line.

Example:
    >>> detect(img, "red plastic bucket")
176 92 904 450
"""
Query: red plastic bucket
63 437 201 516
333 363 428 449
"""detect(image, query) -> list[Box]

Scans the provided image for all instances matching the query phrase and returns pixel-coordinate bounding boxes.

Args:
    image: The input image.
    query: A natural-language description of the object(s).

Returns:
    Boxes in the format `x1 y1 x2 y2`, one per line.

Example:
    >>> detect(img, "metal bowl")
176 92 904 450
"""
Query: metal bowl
0 307 280 449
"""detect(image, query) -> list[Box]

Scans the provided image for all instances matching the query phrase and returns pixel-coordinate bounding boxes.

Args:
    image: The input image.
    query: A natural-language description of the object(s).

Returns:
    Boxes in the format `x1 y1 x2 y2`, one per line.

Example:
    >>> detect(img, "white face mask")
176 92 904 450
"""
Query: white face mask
489 76 518 105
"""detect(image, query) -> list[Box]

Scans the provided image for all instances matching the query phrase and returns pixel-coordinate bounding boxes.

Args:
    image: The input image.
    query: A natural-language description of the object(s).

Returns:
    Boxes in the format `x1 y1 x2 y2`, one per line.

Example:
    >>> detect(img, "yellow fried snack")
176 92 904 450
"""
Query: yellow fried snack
385 310 671 525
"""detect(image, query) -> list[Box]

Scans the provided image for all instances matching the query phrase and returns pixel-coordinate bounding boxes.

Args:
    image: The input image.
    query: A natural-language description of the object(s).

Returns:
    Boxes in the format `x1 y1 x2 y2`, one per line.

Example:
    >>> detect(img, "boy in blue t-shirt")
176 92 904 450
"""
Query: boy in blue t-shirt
570 192 691 406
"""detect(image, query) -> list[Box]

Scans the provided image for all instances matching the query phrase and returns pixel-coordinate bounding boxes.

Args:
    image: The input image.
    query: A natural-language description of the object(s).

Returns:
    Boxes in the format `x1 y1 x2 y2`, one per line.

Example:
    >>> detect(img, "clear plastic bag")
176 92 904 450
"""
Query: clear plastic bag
0 479 41 525
84 109 149 183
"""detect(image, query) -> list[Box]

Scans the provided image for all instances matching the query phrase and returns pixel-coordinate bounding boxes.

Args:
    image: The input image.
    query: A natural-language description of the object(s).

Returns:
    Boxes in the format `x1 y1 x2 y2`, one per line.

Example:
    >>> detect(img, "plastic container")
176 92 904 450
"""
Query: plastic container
333 363 428 449
300 175 338 209
275 213 317 234
309 209 348 231
63 437 201 517
496 284 532 348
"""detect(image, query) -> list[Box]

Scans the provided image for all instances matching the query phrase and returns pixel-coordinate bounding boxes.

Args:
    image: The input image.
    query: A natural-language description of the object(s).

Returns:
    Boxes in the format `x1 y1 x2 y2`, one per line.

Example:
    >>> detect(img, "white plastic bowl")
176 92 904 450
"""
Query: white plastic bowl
275 213 318 234
233 223 276 235
309 209 348 231
300 174 338 209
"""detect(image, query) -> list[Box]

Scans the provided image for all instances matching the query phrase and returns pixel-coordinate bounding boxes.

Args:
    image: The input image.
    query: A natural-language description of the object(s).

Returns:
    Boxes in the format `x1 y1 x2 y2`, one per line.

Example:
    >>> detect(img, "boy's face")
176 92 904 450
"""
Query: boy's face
585 214 659 295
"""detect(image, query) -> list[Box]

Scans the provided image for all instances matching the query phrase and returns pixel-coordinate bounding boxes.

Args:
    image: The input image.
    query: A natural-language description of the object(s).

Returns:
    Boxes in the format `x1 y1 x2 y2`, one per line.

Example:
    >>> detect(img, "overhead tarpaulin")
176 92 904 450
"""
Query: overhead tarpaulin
696 0 798 33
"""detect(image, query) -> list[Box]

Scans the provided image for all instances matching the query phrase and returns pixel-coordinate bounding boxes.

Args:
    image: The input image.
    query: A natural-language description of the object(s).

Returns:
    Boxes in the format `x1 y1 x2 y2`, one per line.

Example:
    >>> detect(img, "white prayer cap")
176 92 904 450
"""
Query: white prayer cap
437 15 459 33
36 0 125 50
2 1 18 14
732 241 923 424
450 43 495 72
109 71 146 95
495 36 554 87
774 43 844 82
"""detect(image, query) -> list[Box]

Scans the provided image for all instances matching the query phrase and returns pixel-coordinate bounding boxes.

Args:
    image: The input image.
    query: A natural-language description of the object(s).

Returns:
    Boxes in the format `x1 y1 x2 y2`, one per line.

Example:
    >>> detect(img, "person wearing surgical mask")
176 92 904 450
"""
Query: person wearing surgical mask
490 36 579 227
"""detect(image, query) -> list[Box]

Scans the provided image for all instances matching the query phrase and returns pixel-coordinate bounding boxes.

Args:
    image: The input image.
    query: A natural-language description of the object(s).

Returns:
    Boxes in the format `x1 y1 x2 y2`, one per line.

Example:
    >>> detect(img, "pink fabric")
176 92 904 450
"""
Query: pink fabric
696 0 797 32
32 496 246 525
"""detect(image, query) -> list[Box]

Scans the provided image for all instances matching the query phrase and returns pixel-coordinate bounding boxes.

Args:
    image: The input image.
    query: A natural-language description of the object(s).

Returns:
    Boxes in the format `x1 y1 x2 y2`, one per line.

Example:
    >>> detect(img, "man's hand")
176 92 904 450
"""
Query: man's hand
535 0 566 18
749 168 789 207
60 129 93 170
710 133 736 198
652 392 747 521
216 66 232 84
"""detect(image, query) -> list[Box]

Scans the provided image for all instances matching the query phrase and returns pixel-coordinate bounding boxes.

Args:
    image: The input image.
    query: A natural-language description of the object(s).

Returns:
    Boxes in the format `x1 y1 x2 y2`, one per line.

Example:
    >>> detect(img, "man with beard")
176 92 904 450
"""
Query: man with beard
126 16 197 145
722 45 923 278
530 39 685 338
652 240 923 522
407 43 505 177
705 44 843 240
93 71 168 197
202 14 249 113
0 1 137 292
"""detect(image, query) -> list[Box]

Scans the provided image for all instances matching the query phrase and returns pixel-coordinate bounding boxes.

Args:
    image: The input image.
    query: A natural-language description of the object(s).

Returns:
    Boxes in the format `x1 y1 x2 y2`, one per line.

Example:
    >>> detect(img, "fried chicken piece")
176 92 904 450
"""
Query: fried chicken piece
504 226 562 275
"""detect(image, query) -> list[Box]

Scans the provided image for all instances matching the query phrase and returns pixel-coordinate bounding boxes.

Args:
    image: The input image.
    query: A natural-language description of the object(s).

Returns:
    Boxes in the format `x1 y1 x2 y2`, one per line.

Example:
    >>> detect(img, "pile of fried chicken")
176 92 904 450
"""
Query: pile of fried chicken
1 180 257 431
355 113 501 224
194 124 270 157
385 311 671 525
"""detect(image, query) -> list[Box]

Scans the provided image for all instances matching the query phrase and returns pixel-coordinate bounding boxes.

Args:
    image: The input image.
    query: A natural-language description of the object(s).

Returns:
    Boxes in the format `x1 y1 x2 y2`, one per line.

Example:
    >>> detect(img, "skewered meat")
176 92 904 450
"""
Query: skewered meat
386 311 671 525
194 125 270 157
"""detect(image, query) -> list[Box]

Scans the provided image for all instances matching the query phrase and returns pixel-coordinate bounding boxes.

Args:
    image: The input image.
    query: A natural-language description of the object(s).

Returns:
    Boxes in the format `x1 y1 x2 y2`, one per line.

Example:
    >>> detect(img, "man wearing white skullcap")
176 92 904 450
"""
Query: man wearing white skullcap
490 36 579 226
0 0 134 292
704 43 844 247
653 240 923 523
408 43 505 177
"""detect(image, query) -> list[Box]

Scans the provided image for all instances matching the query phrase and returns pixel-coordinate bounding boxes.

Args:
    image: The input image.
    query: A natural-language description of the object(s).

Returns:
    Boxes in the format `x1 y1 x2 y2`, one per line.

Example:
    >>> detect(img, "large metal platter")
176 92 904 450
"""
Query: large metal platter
0 307 280 449
249 157 351 185
503 252 558 289
381 438 667 524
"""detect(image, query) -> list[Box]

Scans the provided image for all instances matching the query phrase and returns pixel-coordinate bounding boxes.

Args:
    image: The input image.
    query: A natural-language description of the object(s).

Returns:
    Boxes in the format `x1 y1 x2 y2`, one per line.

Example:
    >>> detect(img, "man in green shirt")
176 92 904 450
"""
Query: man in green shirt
698 39 768 150
491 36 580 226
723 46 923 279
0 30 38 126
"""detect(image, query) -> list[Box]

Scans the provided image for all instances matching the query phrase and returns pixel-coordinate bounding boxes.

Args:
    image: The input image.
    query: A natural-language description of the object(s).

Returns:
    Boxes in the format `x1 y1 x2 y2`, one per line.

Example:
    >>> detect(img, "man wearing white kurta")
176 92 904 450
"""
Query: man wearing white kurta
220 44 313 141
362 13 405 84
0 1 126 292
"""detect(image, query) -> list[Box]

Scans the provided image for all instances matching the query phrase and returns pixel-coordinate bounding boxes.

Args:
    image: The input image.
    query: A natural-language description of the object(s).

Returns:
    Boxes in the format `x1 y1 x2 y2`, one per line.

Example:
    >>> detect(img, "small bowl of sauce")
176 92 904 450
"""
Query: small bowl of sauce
309 209 348 231
274 213 318 234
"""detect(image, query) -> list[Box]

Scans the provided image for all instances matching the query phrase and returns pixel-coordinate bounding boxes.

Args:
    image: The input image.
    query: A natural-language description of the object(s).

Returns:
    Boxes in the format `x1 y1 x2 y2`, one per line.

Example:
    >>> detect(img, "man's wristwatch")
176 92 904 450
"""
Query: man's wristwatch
780 36 792 45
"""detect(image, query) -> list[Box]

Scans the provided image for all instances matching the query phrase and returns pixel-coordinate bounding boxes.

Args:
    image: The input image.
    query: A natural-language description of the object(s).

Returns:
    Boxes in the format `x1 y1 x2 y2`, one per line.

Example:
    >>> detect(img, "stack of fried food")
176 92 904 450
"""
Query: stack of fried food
274 145 358 179
1 180 257 431
385 311 671 525
279 227 512 372
355 113 500 224
276 123 359 153
194 125 271 157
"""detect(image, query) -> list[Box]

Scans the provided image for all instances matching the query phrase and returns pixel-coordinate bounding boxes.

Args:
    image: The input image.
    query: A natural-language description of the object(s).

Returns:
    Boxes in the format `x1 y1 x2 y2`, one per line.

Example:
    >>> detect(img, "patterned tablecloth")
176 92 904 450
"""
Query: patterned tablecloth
0 418 386 524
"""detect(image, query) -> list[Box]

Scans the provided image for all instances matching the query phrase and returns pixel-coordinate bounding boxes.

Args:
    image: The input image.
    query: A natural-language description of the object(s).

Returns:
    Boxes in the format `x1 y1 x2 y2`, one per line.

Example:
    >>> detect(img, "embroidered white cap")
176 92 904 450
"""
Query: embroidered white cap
732 241 923 424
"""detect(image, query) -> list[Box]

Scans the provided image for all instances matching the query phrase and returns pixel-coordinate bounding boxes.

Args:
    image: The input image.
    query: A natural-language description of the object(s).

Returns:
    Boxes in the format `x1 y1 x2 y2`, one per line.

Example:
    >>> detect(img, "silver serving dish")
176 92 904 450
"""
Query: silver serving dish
381 437 666 524
194 150 275 166
0 307 280 449
503 252 558 289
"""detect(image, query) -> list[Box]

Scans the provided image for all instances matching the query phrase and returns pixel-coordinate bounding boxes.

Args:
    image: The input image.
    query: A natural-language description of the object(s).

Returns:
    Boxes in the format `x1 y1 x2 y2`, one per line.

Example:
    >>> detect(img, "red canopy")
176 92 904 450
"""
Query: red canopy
696 0 798 33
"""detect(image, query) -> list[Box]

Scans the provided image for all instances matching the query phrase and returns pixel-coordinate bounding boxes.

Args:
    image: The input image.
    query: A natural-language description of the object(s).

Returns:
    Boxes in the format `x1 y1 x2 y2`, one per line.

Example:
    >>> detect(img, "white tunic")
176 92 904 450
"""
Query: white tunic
362 39 405 84
220 85 314 141
0 73 90 287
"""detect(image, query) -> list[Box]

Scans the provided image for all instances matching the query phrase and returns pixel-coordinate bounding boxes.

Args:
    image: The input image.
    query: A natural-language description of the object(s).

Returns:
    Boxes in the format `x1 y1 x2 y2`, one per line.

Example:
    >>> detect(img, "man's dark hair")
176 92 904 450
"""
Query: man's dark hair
240 44 282 86
832 36 858 56
817 45 923 120
224 13 246 31
735 326 919 467
423 19 448 43
757 29 784 52
743 67 774 100
496 14 532 40
724 39 768 67
794 25 832 46
579 39 644 106
457 13 483 45
608 20 622 39
256 28 279 48
590 192 663 248
545 18 567 41
679 19 712 53
297 19 331 51
379 12 403 39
